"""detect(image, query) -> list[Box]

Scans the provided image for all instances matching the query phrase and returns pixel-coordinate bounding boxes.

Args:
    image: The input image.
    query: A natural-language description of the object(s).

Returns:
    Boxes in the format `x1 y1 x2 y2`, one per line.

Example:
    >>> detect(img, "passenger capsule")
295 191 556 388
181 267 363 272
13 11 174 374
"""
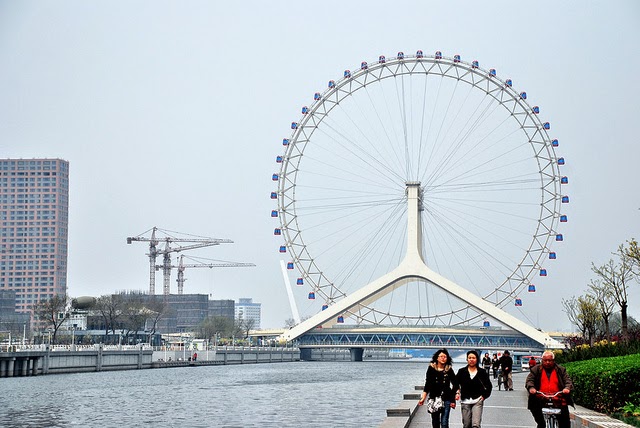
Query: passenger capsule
557 158 565 165
397 51 405 60
472 60 479 68
272 173 279 181
314 92 322 101
416 50 424 58
276 155 283 163
344 69 351 78
301 106 309 114
532 106 540 114
562 196 570 203
482 320 490 327
274 228 281 236
552 139 559 147
505 79 513 87
379 55 386 63
540 269 547 276
561 176 569 184
520 92 527 99
543 122 551 130
296 278 304 285
489 68 497 77
308 292 315 300
322 304 329 310
279 245 287 253
549 252 557 259
328 80 336 88
287 262 294 269
556 234 564 241
515 298 523 306
528 284 536 292
282 138 290 146
337 315 345 323
453 54 461 63
361 61 368 70
291 122 298 130
270 192 277 199
271 210 278 218
560 215 567 223
435 51 442 59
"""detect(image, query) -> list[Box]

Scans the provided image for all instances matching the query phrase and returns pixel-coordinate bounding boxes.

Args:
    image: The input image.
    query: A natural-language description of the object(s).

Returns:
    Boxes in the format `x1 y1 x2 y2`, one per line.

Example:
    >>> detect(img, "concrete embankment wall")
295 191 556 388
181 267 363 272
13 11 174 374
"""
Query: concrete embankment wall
152 347 300 367
0 345 301 377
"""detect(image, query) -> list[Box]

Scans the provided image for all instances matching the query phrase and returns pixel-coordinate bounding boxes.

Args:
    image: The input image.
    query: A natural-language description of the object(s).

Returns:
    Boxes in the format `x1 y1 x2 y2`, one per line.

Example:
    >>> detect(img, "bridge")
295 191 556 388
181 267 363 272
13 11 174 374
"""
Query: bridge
272 183 564 355
252 325 562 361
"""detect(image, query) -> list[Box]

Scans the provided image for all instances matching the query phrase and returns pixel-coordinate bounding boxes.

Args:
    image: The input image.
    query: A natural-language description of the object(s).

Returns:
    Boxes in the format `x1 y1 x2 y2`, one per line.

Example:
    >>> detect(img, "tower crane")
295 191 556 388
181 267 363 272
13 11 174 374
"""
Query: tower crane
126 227 233 295
166 254 255 295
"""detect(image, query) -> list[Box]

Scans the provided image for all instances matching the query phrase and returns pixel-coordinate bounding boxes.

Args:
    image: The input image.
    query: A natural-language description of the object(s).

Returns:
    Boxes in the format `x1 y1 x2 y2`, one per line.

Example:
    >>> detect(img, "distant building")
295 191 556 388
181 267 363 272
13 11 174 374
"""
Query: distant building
158 294 209 333
0 290 31 336
0 159 70 316
209 299 235 321
235 298 261 329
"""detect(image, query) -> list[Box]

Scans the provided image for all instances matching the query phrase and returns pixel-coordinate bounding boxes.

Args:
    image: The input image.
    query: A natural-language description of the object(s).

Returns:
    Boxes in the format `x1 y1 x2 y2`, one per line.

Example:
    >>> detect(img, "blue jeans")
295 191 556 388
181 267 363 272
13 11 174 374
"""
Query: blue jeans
430 400 452 428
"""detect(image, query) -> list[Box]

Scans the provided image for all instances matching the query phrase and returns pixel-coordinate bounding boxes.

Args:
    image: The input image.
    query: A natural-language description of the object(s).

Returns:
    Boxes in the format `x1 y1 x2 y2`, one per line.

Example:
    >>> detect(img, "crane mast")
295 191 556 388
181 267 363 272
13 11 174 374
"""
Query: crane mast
127 227 234 295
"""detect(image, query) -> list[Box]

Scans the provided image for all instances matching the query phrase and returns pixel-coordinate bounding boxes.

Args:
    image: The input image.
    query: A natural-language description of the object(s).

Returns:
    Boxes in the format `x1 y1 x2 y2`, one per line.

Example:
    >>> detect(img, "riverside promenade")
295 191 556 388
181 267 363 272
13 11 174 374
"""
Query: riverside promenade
381 371 635 428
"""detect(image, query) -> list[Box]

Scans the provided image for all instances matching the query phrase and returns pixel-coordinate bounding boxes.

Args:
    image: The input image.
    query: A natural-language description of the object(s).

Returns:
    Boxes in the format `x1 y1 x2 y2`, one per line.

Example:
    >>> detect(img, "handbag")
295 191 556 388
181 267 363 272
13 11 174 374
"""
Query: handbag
426 396 444 414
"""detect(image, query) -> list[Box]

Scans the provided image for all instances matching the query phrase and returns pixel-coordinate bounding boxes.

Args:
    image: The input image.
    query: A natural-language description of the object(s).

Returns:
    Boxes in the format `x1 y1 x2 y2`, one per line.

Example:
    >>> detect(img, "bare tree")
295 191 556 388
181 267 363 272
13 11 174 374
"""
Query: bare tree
143 296 167 340
587 278 616 340
562 295 600 344
95 294 125 339
591 246 634 341
33 294 71 345
197 316 234 341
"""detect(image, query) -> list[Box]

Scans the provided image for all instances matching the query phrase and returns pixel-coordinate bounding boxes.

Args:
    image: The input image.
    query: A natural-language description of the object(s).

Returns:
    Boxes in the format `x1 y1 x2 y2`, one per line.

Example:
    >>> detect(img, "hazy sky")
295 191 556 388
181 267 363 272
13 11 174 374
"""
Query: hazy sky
1 1 639 332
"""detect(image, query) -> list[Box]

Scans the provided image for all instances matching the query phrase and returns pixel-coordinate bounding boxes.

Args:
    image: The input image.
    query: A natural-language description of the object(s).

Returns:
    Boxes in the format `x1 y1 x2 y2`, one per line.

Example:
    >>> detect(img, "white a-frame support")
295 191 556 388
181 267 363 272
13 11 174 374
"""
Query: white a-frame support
280 182 562 349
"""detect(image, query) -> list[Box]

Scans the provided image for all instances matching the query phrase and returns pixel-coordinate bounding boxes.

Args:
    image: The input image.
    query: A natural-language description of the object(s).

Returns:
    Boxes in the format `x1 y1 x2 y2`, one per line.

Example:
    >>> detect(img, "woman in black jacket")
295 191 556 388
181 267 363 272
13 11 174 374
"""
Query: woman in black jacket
418 349 458 428
456 350 492 428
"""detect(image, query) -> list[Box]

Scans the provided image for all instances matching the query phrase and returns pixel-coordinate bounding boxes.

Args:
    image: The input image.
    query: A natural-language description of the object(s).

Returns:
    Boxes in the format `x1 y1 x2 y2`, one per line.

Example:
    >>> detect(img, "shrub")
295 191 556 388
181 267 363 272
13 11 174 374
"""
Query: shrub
565 354 640 413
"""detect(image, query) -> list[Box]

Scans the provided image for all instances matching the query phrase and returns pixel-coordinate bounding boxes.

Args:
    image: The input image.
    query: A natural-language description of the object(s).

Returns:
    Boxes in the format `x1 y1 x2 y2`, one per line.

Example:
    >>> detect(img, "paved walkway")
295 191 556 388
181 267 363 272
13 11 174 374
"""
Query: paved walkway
407 371 535 427
382 371 635 428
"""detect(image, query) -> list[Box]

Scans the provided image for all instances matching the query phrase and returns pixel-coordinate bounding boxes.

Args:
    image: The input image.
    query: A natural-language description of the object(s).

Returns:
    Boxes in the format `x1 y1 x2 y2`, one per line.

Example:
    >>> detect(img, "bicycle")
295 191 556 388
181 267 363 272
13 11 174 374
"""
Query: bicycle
536 391 564 428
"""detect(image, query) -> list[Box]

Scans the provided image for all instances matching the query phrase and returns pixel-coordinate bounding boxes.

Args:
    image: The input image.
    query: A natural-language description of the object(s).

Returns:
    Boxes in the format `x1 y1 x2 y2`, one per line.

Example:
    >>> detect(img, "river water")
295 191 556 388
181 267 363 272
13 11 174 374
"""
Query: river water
1 360 428 427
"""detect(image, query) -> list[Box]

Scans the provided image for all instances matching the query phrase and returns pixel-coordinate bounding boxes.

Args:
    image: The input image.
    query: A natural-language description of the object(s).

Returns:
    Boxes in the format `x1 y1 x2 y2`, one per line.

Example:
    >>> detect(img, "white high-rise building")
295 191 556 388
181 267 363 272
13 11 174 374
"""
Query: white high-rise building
235 298 261 329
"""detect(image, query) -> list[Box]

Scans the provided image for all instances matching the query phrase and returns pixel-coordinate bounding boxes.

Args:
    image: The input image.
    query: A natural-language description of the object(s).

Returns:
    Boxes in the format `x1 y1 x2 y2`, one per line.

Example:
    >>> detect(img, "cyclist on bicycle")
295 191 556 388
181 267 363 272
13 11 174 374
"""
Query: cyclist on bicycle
525 350 574 428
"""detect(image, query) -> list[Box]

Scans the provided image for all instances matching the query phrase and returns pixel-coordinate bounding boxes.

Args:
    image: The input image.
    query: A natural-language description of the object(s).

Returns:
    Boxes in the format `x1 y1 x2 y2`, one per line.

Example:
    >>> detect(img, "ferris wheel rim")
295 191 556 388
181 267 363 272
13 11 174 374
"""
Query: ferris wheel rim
274 52 564 325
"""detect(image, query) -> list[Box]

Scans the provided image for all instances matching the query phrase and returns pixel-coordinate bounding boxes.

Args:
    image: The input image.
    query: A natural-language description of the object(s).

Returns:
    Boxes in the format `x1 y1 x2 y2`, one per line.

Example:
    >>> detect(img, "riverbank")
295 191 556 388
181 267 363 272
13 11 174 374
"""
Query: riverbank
0 344 300 377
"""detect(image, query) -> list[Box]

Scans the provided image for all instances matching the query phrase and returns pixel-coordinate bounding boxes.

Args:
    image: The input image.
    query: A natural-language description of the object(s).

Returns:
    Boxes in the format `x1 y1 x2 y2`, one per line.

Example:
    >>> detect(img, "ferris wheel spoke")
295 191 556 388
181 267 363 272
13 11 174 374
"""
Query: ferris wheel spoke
277 52 565 326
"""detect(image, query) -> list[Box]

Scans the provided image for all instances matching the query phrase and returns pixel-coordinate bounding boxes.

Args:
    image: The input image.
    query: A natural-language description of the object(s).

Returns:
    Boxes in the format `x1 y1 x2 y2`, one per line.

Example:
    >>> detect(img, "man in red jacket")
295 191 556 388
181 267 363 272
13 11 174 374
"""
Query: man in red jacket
525 351 574 428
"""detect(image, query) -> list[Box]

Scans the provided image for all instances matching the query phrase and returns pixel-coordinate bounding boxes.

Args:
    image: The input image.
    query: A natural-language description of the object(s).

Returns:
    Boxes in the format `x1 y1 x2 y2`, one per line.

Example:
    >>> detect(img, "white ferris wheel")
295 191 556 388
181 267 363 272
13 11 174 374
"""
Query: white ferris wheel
271 51 568 329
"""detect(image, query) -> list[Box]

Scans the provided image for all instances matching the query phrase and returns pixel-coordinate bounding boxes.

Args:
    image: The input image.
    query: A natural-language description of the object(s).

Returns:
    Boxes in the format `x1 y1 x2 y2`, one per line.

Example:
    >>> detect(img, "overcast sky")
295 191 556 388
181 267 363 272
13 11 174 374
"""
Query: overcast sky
1 1 639 332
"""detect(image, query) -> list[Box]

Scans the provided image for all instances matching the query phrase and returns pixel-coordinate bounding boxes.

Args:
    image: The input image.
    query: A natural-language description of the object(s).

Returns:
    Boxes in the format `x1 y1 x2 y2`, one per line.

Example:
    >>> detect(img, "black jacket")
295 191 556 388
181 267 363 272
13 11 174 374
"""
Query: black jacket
422 364 458 402
456 366 492 400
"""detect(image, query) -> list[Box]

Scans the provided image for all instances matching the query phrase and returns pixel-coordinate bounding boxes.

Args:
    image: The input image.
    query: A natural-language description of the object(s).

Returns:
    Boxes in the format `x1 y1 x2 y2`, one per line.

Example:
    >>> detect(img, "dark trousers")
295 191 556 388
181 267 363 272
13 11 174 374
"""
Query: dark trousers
530 406 570 428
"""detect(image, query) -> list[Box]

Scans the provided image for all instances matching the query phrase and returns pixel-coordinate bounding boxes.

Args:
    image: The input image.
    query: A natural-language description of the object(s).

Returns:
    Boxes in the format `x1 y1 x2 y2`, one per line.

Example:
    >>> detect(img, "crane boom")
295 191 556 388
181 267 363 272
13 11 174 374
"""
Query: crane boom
172 254 256 294
127 227 236 295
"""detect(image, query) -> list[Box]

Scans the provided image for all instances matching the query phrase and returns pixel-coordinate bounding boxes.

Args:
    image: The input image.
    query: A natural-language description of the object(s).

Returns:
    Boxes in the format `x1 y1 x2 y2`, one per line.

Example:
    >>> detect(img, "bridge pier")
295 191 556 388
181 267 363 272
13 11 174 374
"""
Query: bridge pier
350 348 364 362
300 348 313 361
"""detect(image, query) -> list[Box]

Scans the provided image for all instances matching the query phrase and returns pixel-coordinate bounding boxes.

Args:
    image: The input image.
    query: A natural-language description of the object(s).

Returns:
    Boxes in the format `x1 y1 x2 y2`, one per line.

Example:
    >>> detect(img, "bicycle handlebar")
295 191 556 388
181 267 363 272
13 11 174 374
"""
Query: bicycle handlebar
535 391 563 398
